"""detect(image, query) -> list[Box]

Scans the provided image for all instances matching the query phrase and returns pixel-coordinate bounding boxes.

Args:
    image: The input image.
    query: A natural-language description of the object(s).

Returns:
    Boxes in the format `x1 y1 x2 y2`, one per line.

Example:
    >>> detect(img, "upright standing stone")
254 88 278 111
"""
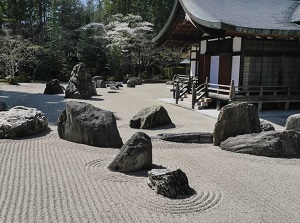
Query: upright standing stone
108 132 152 172
213 103 261 146
65 63 94 99
57 101 123 148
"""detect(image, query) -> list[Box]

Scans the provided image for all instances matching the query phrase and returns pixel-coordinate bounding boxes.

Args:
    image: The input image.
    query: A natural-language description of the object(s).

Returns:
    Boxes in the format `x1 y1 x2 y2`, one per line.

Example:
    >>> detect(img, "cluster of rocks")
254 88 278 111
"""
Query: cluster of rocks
107 130 192 199
44 64 146 97
214 102 300 158
55 101 190 198
213 103 262 146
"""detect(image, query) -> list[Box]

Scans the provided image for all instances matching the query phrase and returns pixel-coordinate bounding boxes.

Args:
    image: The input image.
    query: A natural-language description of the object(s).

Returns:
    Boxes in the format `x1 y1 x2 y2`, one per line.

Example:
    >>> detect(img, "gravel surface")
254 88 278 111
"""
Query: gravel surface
0 83 299 222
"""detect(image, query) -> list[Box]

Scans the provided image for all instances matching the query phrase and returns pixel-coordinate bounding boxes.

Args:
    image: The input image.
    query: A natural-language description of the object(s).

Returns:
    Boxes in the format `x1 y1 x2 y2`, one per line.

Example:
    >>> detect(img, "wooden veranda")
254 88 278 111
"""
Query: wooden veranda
172 75 300 111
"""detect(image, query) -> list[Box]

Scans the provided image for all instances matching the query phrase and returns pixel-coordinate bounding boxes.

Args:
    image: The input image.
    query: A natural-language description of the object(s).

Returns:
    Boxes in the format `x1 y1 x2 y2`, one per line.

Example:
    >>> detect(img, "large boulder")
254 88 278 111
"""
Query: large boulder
65 63 94 99
108 132 152 172
57 101 123 148
285 114 300 131
213 103 261 146
92 76 103 88
44 79 64 94
220 130 300 158
0 106 48 138
130 105 172 129
148 168 192 198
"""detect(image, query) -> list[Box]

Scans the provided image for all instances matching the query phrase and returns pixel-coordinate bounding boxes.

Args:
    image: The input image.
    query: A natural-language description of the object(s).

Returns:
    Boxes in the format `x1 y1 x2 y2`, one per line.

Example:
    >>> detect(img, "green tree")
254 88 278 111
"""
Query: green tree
46 0 86 77
77 23 108 76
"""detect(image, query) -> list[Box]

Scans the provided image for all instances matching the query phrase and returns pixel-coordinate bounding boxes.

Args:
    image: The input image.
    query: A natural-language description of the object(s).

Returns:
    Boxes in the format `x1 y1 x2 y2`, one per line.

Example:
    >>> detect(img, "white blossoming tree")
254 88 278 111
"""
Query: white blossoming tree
79 14 184 81
0 29 35 84
105 14 155 79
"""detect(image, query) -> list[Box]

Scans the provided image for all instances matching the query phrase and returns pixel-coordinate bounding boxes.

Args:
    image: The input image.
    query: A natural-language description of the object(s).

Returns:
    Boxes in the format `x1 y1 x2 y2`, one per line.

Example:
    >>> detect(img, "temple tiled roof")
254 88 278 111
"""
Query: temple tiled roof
154 0 300 46
181 0 300 35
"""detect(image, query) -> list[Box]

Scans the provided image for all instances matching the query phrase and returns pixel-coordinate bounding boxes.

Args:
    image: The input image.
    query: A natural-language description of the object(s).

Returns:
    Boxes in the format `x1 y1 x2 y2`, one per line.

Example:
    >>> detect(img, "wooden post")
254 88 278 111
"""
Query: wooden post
204 77 208 96
187 76 192 93
229 80 235 99
175 81 180 104
285 87 291 111
258 101 262 112
216 101 221 110
285 102 290 111
192 81 196 109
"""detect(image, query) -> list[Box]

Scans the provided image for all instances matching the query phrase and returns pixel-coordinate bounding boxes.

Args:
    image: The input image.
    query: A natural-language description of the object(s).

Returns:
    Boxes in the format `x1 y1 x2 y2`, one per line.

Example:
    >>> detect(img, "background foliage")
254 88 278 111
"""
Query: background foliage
0 0 182 82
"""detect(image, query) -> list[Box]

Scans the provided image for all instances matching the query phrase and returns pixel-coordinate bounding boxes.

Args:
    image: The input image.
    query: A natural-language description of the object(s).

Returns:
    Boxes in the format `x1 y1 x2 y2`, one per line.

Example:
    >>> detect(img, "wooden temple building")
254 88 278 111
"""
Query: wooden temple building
154 0 300 110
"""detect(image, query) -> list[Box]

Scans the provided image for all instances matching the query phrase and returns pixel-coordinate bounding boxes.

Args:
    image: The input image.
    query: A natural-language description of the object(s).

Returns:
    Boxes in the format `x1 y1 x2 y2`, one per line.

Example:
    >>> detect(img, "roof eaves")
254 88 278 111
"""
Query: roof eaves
152 0 182 45
179 0 222 30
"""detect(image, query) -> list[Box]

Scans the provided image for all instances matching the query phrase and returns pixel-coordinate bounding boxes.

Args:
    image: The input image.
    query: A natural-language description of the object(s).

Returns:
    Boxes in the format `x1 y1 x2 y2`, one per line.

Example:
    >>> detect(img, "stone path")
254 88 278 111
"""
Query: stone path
0 83 300 222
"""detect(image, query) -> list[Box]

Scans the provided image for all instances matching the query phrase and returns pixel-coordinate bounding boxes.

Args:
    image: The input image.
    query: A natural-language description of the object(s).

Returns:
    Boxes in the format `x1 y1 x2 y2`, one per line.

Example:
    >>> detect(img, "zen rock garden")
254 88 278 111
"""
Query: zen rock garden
2 71 300 199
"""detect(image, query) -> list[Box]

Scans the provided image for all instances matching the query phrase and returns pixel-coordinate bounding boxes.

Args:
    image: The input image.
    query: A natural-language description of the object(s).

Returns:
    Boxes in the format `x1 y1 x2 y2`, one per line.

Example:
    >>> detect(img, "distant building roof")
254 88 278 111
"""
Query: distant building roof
154 0 300 47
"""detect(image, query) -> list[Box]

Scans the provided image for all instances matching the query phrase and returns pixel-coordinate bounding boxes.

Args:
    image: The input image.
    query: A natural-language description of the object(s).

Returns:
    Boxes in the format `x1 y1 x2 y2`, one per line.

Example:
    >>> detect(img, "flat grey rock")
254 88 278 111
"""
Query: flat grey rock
220 130 300 158
157 132 213 143
0 106 48 138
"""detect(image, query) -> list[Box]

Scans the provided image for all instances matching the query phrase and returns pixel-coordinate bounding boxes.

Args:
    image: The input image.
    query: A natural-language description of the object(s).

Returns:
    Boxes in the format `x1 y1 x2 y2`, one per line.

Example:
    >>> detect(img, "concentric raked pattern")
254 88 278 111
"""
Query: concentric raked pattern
85 157 222 214
0 135 221 223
